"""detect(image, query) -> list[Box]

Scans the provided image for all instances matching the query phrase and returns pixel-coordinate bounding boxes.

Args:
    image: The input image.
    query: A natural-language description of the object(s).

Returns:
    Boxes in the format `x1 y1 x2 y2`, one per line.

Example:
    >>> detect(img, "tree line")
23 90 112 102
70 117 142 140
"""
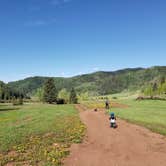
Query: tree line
143 76 166 97
0 81 27 103
7 66 166 96
36 78 78 104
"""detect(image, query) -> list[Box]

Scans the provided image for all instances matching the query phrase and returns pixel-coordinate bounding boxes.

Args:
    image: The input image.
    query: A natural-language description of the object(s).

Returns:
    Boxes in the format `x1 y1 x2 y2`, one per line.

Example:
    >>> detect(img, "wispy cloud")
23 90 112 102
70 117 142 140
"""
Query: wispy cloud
51 0 72 6
28 0 72 12
24 18 56 27
78 72 83 75
25 0 72 27
92 67 100 72
61 72 66 77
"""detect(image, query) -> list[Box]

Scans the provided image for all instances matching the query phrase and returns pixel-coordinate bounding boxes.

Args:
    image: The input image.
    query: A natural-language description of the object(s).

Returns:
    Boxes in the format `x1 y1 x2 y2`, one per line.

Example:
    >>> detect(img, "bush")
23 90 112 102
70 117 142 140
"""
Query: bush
56 98 65 104
58 89 69 104
136 96 166 101
69 88 78 104
12 97 23 106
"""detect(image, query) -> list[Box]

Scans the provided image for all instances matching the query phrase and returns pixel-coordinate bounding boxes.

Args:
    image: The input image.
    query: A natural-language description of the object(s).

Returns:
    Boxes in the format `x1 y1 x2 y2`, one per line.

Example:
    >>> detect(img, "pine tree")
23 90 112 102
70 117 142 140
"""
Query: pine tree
0 83 2 101
43 78 57 104
69 88 78 104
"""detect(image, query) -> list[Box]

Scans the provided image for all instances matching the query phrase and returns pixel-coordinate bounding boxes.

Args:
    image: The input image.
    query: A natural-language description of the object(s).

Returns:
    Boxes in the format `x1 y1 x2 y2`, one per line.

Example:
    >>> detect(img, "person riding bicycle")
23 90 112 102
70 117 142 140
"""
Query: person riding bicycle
109 112 116 128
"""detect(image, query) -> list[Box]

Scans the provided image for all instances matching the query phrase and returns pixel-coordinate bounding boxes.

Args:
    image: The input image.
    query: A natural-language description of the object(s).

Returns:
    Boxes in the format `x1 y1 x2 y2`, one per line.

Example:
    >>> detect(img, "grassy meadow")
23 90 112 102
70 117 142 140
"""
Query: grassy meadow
0 103 85 166
83 94 166 136
0 91 166 165
111 99 166 135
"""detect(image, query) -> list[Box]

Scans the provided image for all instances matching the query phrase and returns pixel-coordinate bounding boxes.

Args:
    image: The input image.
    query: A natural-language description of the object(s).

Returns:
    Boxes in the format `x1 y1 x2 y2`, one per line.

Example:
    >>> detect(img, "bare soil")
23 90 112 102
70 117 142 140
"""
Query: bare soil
64 105 166 166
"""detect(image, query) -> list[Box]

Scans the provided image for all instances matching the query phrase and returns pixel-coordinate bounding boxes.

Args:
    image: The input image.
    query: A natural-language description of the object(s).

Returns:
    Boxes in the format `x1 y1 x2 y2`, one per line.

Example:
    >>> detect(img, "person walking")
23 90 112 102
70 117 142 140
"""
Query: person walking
105 98 110 109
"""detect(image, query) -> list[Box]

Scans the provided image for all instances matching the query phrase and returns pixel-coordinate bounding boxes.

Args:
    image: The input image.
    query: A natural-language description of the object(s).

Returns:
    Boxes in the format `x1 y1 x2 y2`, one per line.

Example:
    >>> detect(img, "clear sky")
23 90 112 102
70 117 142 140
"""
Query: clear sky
0 0 166 82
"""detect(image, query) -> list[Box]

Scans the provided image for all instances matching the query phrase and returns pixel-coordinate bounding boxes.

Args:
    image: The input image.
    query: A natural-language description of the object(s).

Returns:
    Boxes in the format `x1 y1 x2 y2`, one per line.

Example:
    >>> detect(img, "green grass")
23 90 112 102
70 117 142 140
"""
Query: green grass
0 103 85 166
82 101 105 109
100 90 141 100
110 99 166 135
83 98 166 136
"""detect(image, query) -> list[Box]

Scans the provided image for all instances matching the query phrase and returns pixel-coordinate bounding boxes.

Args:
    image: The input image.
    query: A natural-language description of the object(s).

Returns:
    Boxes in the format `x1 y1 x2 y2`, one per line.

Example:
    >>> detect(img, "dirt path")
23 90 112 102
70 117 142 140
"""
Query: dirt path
64 106 166 166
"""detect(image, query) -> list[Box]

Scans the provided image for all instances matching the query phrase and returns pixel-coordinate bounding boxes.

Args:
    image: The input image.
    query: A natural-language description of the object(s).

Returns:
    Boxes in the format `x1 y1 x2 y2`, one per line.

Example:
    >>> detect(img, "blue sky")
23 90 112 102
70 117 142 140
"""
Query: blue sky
0 0 166 82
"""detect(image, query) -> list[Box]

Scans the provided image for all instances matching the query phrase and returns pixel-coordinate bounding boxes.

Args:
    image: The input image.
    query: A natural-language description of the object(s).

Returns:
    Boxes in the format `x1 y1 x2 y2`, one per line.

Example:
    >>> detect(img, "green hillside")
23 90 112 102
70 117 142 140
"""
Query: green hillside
7 66 166 96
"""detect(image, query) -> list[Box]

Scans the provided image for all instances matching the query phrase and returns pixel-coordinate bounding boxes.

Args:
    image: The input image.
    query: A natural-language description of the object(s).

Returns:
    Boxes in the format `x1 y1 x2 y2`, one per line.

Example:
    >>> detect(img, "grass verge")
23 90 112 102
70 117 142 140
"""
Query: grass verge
0 103 85 166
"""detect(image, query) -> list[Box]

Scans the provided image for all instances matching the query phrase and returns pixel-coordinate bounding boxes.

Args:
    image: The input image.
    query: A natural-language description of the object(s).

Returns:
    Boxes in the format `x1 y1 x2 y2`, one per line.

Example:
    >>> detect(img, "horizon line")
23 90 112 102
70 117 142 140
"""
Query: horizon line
3 65 165 83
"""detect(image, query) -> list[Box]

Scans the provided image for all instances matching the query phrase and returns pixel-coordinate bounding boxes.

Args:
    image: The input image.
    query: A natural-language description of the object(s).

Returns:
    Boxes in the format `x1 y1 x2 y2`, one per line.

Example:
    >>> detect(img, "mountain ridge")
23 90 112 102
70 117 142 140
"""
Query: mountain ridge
6 66 166 96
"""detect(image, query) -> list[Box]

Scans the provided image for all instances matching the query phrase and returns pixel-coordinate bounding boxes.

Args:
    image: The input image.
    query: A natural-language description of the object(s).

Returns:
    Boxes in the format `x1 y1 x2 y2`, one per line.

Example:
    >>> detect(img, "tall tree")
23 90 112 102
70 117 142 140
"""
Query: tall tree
43 78 57 104
69 88 78 104
0 81 4 101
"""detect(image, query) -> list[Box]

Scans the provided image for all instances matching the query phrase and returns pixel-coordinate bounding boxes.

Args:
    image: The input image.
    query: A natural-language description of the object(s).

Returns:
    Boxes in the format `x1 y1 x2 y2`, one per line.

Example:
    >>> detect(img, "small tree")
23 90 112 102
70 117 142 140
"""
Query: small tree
58 88 69 104
144 84 153 97
152 82 158 95
158 84 163 95
161 82 166 95
160 76 165 85
43 78 57 104
69 88 78 104
78 92 89 101
36 88 44 102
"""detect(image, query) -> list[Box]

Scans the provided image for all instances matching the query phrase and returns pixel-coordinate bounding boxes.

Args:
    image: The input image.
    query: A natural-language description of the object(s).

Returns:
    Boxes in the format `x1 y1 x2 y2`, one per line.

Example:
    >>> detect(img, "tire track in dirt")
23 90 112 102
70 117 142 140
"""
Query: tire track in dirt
64 106 166 166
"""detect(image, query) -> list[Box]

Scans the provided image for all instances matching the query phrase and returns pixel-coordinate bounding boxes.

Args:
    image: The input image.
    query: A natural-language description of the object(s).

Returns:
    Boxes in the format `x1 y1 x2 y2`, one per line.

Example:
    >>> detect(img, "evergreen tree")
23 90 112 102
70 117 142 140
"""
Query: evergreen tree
0 81 5 101
43 78 57 104
4 85 10 101
69 88 78 104
0 83 3 101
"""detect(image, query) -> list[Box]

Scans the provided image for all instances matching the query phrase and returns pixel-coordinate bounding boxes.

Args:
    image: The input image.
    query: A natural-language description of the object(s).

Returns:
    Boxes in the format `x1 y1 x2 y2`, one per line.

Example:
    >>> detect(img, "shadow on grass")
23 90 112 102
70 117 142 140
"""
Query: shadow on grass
0 108 20 112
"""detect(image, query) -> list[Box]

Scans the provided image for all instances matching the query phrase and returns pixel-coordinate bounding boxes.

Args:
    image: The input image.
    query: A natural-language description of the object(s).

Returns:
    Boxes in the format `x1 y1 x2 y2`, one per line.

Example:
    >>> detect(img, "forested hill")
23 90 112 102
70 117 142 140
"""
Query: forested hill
7 66 166 96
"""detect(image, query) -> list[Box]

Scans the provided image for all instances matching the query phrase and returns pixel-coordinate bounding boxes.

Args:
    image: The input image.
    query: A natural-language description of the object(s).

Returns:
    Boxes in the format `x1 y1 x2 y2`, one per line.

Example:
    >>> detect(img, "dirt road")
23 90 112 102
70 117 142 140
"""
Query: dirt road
64 106 166 166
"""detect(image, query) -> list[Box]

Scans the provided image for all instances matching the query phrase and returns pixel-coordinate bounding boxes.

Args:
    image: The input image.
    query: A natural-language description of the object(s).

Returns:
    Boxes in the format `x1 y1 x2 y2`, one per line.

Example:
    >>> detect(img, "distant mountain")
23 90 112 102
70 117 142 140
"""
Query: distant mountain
7 66 166 96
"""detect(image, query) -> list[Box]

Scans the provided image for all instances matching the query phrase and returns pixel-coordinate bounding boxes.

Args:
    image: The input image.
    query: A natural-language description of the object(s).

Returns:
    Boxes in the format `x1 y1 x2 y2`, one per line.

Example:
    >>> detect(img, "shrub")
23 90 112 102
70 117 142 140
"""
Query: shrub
56 98 65 104
69 88 78 104
12 97 23 106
